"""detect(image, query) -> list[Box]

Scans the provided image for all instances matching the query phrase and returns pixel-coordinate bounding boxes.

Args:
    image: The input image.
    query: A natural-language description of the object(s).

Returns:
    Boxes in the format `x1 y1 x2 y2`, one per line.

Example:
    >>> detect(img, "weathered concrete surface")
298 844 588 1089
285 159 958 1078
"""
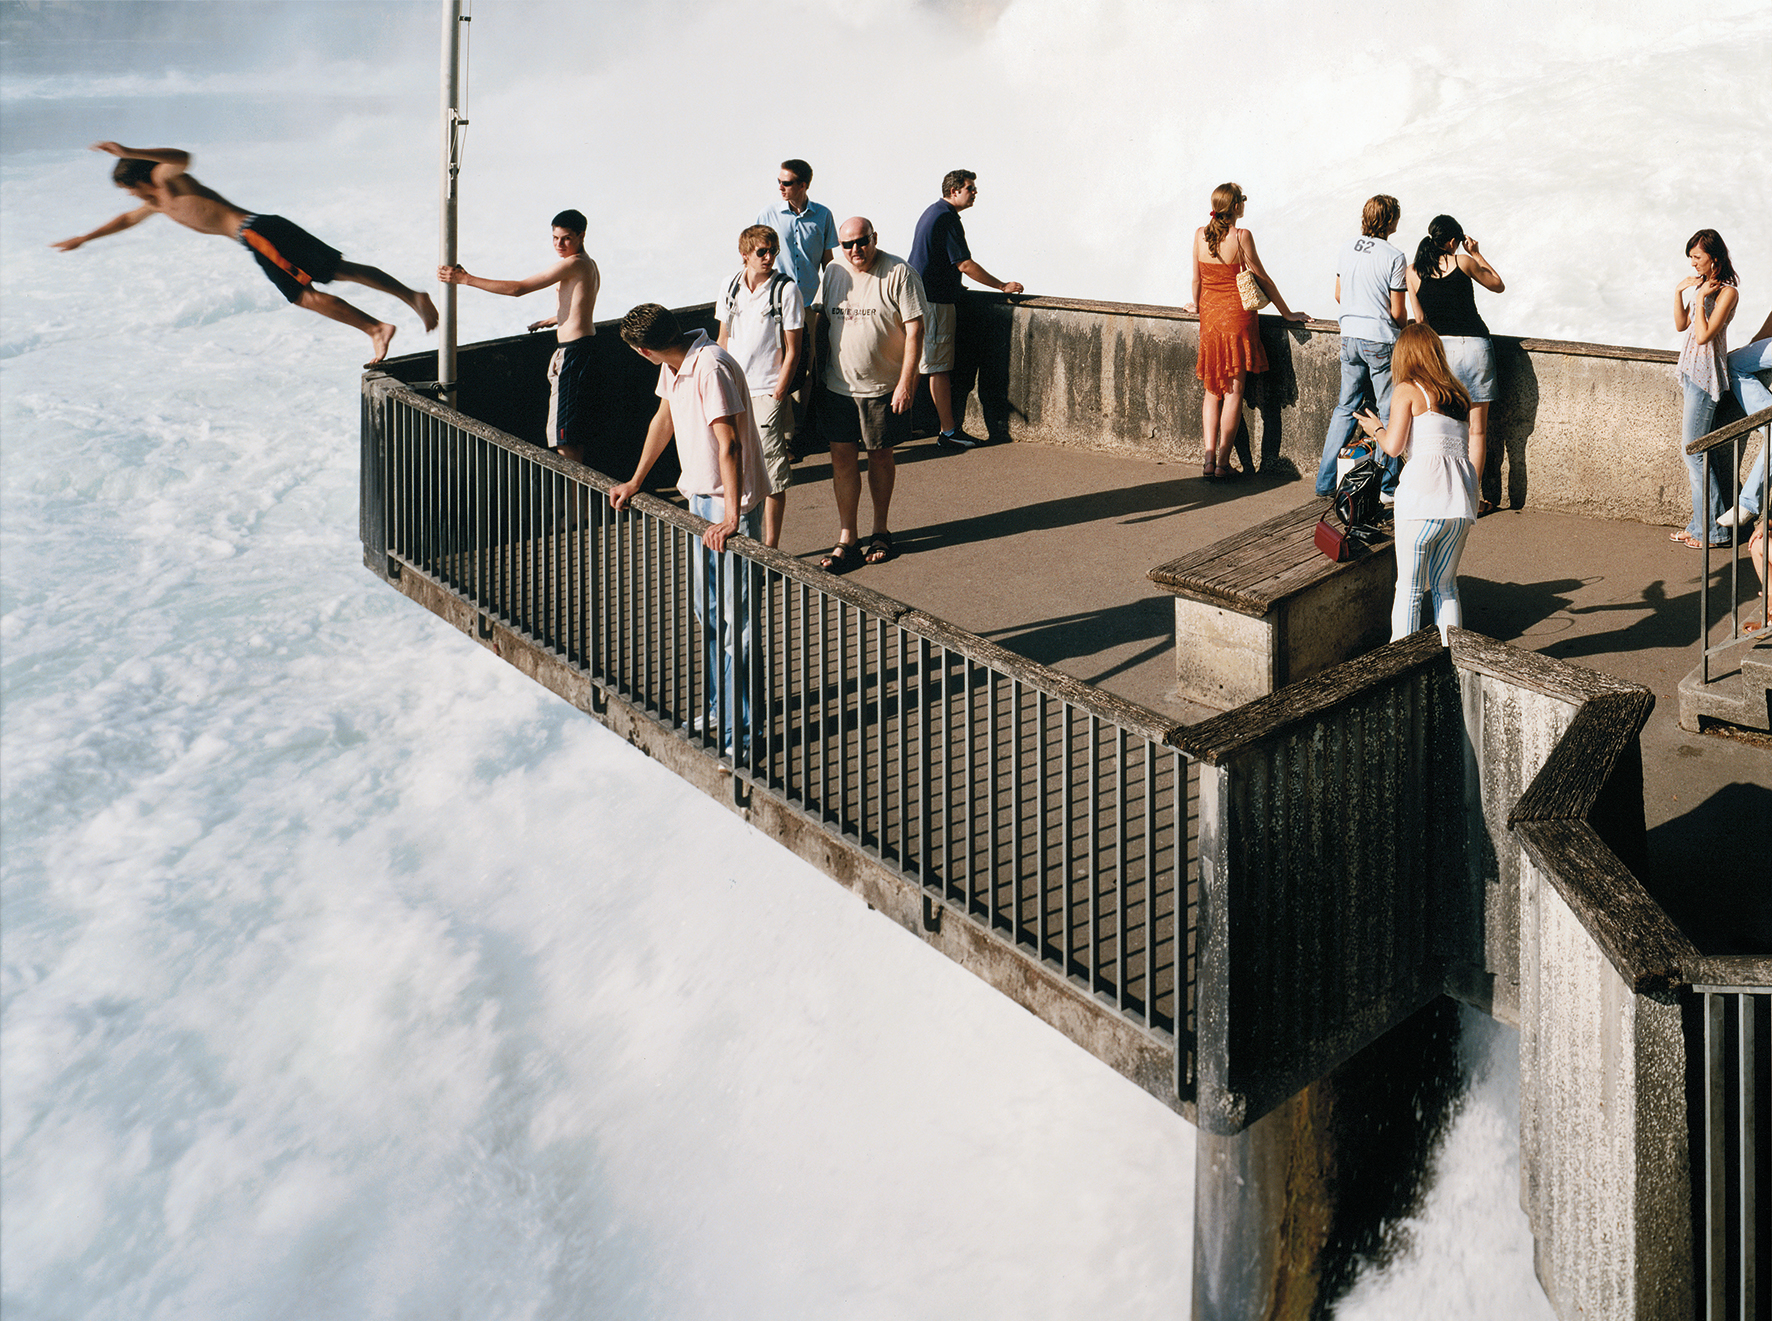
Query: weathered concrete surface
1185 636 1463 1134
1447 666 1588 1025
958 294 1769 529
1519 857 1694 1321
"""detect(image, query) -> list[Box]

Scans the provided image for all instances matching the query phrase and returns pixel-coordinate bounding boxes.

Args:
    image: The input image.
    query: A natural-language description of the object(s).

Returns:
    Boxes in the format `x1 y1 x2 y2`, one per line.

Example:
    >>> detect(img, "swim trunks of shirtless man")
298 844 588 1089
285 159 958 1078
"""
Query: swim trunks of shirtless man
53 142 437 364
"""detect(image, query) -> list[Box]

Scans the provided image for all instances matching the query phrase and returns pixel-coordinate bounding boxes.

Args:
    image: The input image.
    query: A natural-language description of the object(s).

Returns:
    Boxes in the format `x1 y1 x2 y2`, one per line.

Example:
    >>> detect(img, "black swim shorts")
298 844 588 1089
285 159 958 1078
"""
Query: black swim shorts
239 214 343 304
550 337 597 452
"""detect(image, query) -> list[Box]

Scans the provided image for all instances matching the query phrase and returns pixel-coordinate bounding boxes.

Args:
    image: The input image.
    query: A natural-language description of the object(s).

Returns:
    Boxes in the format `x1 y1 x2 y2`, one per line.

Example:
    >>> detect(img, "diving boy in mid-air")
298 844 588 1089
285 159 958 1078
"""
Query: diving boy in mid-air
53 142 437 363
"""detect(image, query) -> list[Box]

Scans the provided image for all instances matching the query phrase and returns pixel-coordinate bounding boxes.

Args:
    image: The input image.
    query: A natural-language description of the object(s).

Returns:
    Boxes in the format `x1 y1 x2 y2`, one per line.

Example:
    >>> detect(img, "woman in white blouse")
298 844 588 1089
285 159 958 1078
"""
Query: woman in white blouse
1671 229 1739 549
1355 324 1478 644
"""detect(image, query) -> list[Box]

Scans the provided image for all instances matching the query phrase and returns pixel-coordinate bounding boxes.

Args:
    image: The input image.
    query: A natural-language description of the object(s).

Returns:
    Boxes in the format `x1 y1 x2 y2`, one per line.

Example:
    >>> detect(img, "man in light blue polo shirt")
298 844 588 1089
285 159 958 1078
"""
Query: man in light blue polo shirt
1317 194 1407 501
757 158 839 307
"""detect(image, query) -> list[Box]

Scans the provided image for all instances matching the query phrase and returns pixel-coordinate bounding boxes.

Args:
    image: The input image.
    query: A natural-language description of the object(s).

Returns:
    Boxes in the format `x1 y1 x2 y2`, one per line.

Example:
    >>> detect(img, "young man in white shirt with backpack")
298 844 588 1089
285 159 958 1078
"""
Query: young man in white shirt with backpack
717 224 804 548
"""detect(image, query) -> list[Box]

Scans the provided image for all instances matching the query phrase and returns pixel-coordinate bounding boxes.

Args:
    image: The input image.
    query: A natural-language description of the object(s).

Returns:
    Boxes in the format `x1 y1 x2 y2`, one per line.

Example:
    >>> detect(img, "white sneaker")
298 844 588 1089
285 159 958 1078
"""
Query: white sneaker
1719 505 1745 528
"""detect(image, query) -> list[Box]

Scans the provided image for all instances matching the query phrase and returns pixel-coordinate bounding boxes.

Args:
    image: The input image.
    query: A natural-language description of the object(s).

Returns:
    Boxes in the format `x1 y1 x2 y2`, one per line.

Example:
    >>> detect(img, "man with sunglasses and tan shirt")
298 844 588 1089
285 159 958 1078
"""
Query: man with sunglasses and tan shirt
810 217 926 573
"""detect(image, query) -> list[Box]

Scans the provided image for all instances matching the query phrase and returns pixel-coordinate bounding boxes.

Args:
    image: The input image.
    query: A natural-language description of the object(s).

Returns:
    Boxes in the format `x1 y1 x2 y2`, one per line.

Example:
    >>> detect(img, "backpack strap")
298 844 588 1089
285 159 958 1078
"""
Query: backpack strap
768 272 791 355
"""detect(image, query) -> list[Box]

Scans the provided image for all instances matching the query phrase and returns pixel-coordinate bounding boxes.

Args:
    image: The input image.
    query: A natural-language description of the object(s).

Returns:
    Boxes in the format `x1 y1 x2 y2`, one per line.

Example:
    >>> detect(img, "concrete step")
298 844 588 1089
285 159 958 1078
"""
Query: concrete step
1679 637 1772 732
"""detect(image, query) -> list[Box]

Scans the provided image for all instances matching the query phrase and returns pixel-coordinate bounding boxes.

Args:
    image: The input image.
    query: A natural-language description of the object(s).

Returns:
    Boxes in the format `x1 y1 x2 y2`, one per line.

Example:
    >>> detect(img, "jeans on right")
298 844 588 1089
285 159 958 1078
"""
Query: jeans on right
1682 379 1725 543
1318 337 1403 497
1727 337 1772 517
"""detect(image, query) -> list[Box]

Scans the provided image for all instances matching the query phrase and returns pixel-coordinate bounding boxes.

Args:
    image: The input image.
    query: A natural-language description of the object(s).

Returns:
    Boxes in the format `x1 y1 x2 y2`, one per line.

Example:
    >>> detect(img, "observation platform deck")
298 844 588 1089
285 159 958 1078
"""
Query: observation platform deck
364 297 1769 1315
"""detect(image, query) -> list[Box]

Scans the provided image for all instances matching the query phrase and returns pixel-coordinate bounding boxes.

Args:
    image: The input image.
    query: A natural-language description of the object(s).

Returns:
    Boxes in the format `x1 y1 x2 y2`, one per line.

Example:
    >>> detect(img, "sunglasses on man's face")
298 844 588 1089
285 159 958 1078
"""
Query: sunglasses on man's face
777 178 804 189
840 235 874 250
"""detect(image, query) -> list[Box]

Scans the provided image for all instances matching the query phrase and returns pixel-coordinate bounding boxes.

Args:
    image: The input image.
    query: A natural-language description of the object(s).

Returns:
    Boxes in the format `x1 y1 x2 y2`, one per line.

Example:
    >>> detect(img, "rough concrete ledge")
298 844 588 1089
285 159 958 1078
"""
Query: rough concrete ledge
1515 818 1696 995
1168 628 1445 763
1450 628 1648 704
371 548 1191 1120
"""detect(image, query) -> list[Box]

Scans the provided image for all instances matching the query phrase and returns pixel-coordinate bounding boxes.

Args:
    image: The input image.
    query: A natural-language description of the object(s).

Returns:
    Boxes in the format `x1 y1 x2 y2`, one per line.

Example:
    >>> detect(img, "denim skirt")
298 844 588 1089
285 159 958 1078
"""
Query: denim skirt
1440 335 1496 405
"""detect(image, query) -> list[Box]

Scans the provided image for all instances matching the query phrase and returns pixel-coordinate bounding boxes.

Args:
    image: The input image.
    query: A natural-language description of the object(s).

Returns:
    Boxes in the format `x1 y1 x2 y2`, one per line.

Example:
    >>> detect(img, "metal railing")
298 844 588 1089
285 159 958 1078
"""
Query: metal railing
1688 405 1772 682
367 378 1193 1058
1693 983 1769 1321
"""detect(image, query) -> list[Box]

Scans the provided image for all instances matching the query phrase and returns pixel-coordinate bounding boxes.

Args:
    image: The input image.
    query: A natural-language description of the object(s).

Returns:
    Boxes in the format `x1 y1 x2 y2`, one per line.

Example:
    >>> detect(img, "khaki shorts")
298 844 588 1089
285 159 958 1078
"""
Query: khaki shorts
753 392 794 494
919 301 956 375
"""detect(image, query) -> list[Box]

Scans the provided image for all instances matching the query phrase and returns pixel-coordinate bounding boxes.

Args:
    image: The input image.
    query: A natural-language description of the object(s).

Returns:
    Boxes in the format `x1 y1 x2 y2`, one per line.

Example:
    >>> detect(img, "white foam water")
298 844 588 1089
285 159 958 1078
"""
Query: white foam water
5 2 1767 1316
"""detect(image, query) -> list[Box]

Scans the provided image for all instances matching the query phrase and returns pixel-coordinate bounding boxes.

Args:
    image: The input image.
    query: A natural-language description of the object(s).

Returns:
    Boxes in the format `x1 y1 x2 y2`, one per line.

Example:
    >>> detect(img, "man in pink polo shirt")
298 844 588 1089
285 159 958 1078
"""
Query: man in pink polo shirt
610 303 768 758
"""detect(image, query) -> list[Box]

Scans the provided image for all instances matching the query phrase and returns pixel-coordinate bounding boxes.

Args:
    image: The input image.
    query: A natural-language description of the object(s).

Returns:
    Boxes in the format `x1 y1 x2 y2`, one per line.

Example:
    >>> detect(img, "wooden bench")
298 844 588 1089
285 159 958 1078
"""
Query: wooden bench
1148 499 1396 710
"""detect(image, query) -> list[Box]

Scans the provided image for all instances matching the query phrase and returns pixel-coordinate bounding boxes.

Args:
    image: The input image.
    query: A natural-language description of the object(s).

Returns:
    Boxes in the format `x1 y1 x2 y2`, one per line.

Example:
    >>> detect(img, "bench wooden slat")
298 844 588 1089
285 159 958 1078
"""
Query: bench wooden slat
1149 499 1393 614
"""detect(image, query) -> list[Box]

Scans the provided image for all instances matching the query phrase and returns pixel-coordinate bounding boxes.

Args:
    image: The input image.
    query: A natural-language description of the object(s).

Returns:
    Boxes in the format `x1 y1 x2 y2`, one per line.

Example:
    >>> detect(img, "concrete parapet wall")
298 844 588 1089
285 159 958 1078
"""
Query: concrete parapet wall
1176 631 1465 1133
1450 668 1577 1024
1445 632 1653 1025
957 294 1767 527
1518 850 1694 1321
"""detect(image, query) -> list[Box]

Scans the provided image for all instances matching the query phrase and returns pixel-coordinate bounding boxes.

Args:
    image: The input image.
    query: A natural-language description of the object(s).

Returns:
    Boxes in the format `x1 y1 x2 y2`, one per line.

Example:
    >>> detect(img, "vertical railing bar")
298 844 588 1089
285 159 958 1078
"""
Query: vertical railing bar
987 670 999 926
1145 740 1157 1022
534 461 547 644
1174 748 1186 1037
837 601 849 832
818 593 830 820
964 658 976 915
1064 704 1075 980
1701 452 1713 684
1116 727 1128 1010
1037 693 1048 958
470 436 483 606
921 634 935 879
1730 435 1741 644
896 628 908 868
854 607 867 833
1089 715 1100 992
1741 991 1758 1321
763 568 777 784
796 581 809 806
1706 991 1727 1321
940 645 952 893
1011 679 1022 939
639 506 652 705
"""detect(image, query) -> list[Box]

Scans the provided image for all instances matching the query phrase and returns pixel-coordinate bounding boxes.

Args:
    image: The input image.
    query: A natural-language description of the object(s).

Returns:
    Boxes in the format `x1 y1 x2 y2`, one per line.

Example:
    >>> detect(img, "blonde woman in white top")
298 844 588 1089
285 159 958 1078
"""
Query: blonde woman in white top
1355 324 1478 643
1671 228 1739 548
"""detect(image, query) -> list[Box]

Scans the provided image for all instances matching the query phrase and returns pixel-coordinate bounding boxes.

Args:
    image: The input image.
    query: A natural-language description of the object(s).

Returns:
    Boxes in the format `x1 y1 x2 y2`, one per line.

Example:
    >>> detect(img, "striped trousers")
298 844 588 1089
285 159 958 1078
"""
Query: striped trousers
1391 517 1472 644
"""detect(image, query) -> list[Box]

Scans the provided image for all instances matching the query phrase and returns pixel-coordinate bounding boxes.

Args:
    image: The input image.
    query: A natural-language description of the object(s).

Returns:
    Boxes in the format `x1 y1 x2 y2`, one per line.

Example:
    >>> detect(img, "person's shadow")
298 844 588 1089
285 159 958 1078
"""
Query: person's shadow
1487 340 1540 511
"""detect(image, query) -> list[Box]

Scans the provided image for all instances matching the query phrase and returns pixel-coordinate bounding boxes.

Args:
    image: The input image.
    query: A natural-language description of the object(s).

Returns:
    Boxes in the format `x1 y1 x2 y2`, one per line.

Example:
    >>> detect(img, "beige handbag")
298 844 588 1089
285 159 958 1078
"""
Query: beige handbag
1236 266 1270 312
1234 229 1270 311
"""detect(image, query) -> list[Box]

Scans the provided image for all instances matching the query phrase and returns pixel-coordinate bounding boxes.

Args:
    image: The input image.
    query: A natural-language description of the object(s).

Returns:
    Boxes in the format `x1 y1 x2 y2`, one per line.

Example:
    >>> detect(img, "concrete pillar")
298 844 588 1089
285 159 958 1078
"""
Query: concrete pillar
1192 999 1464 1320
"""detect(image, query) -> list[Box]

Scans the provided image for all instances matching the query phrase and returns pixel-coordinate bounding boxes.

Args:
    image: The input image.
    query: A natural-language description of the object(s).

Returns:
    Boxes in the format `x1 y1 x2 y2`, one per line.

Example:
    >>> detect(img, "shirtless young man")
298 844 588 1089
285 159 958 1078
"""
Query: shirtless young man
53 142 437 363
438 210 601 466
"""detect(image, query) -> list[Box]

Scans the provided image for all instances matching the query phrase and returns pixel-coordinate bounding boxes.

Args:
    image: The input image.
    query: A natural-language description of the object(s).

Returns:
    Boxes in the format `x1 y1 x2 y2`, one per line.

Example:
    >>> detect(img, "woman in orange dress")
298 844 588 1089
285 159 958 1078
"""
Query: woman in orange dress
1185 183 1309 478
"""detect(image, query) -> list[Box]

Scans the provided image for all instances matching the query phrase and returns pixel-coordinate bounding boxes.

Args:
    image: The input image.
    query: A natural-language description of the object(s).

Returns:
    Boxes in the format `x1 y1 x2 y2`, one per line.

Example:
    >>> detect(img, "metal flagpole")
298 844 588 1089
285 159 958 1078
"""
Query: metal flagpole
438 0 466 405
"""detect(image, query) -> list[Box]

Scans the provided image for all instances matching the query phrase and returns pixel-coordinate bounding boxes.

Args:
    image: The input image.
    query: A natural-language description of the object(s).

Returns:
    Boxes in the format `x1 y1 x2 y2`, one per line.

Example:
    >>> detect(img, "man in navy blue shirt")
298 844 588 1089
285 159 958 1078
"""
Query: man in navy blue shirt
908 170 1024 450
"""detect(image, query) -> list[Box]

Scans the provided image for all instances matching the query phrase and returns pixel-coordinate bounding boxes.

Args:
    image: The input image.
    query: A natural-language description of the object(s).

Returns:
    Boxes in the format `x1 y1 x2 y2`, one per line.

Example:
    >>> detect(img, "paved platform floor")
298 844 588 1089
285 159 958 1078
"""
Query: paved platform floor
760 434 1769 955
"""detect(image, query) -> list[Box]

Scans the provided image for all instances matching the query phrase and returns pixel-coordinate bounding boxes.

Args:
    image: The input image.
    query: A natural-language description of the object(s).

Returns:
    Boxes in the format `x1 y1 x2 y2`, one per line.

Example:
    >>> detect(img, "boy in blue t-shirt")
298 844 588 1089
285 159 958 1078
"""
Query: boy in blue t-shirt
1317 195 1407 499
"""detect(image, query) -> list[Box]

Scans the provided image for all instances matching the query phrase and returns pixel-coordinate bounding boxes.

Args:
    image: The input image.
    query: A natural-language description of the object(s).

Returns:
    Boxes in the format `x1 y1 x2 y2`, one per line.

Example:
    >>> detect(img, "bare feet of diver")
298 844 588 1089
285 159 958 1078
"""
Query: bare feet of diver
413 292 439 333
367 322 396 365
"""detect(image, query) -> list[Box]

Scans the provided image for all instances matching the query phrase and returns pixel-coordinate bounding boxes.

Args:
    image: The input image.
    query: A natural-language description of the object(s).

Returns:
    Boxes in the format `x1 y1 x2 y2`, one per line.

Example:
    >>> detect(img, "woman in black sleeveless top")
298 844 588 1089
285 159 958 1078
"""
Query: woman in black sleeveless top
1408 215 1506 513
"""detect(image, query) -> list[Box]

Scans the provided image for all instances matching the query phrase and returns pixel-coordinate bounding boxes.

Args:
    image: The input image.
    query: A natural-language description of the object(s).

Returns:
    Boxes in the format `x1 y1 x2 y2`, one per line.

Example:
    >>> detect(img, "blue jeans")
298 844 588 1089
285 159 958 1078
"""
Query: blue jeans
1727 337 1772 516
1318 337 1403 497
690 495 764 758
1682 381 1726 543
